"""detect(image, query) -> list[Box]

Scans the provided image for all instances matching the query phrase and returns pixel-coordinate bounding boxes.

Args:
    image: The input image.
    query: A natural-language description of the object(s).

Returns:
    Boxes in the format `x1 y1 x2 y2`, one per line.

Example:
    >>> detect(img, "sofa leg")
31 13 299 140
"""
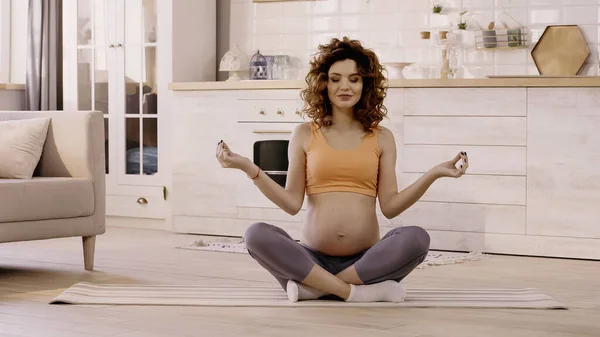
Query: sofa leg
82 235 96 271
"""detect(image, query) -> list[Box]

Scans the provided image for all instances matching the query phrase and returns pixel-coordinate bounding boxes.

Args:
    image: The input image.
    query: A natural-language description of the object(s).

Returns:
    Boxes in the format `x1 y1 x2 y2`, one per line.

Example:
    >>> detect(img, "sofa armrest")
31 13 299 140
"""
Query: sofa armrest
0 110 106 234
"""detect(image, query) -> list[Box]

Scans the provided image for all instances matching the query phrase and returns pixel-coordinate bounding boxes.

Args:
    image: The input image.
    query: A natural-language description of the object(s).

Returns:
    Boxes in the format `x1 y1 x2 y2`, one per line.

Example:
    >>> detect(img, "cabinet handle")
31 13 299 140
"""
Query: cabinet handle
259 109 265 115
252 130 292 134
137 197 148 205
277 109 283 115
263 170 287 175
109 44 115 48
117 43 122 47
295 109 300 115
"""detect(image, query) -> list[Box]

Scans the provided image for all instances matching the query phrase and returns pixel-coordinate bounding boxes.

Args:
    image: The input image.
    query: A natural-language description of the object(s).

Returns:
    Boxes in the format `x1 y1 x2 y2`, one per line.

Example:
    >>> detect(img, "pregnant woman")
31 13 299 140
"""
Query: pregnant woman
216 37 469 303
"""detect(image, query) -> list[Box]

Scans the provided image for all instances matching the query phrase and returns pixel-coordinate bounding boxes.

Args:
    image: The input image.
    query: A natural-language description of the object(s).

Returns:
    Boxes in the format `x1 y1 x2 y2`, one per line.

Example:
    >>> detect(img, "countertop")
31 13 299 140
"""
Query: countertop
0 83 25 90
168 76 600 91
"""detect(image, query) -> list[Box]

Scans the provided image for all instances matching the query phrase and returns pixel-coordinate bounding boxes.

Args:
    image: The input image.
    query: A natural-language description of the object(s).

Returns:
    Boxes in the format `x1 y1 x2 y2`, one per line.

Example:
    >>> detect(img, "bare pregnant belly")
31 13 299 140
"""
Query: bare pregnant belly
302 192 380 256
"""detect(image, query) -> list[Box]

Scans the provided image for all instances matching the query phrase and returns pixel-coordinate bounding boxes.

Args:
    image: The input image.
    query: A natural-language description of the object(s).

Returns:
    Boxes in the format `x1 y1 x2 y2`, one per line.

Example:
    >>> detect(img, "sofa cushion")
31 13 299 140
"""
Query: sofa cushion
0 117 51 179
0 177 95 222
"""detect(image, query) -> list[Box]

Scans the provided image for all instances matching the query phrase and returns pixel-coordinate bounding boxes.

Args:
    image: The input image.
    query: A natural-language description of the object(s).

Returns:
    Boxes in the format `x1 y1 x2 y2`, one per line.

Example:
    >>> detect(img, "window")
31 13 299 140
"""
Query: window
0 0 11 83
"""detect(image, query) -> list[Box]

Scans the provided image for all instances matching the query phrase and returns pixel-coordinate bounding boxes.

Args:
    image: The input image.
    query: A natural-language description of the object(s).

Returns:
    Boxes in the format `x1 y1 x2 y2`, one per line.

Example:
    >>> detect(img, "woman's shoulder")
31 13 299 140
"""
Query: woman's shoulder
374 125 396 151
290 122 314 149
293 121 314 136
375 125 393 139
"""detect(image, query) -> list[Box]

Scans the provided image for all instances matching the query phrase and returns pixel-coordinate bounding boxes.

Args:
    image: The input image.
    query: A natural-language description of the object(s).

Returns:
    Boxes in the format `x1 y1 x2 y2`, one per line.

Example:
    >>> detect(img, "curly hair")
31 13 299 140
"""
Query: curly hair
300 37 388 133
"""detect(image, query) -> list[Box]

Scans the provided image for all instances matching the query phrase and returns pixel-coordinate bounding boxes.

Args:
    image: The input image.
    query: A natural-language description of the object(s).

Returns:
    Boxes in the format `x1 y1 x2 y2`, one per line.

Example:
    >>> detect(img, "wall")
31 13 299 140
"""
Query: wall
217 0 231 81
172 0 217 82
229 0 600 78
10 0 27 84
0 88 25 109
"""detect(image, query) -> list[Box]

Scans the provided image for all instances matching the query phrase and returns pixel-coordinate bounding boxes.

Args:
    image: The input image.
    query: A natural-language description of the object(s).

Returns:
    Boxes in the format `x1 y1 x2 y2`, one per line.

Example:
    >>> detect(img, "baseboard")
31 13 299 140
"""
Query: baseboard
421 228 600 261
106 216 170 231
172 215 600 261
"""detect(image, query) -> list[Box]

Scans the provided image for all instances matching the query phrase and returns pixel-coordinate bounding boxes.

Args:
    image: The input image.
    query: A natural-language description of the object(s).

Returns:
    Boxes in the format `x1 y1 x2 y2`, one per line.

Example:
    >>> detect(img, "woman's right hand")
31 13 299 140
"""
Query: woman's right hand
216 140 252 171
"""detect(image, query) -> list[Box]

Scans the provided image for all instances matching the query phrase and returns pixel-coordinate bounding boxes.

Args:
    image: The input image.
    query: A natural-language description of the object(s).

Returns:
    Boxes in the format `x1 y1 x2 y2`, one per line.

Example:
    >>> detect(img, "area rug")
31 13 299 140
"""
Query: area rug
49 282 567 309
176 238 484 269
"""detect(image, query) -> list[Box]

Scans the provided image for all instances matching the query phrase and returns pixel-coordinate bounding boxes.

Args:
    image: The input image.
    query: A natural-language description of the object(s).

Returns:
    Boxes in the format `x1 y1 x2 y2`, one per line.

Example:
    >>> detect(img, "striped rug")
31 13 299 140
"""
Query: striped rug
49 282 567 309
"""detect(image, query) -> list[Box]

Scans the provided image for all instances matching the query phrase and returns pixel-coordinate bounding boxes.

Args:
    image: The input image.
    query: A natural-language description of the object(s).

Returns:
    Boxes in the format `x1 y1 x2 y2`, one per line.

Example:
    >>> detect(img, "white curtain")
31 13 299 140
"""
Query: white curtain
25 0 62 111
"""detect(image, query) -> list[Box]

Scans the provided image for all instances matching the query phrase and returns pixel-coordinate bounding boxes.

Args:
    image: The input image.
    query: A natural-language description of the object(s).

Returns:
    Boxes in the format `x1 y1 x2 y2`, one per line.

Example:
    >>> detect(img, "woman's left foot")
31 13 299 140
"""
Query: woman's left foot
286 280 328 302
346 280 406 302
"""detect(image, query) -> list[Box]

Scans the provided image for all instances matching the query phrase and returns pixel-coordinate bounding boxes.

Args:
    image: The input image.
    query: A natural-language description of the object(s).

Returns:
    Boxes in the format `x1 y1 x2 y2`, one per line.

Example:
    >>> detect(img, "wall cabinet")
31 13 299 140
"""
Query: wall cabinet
170 86 600 260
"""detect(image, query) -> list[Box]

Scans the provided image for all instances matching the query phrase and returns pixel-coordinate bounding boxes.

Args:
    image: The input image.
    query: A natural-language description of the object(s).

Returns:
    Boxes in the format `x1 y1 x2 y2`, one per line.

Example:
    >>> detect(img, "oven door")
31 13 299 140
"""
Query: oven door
234 122 305 210
254 139 289 188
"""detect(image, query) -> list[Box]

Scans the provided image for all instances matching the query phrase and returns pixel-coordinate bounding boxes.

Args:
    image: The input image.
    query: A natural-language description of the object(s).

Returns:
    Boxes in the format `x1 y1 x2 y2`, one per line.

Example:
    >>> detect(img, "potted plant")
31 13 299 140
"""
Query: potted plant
458 11 468 30
433 4 443 14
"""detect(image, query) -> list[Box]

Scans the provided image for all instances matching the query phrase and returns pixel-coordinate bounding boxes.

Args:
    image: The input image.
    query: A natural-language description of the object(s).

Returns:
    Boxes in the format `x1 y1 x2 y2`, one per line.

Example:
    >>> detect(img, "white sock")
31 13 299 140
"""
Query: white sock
345 280 406 303
286 280 328 302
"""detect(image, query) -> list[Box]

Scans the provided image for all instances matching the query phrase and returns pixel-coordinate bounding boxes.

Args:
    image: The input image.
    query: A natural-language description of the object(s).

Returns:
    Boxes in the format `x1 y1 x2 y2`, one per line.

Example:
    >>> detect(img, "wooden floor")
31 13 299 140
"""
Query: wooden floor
1 226 599 337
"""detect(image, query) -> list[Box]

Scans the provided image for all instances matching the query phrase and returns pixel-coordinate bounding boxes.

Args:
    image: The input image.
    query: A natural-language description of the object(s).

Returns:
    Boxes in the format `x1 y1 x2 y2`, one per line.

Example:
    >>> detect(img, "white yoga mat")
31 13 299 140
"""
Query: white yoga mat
49 282 567 309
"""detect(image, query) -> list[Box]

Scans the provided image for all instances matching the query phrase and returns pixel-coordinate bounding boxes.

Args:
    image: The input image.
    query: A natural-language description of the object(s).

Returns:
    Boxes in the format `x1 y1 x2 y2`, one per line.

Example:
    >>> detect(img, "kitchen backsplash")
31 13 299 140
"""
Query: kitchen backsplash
229 0 600 78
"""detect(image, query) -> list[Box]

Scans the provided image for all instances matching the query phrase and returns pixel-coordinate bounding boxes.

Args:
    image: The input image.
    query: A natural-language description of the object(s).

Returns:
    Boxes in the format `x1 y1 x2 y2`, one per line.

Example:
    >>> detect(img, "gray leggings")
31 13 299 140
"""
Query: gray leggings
244 222 431 290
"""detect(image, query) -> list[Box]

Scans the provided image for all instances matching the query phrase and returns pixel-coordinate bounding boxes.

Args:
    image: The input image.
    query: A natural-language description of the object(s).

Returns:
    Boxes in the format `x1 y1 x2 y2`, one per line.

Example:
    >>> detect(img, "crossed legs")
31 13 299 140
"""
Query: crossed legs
244 222 431 302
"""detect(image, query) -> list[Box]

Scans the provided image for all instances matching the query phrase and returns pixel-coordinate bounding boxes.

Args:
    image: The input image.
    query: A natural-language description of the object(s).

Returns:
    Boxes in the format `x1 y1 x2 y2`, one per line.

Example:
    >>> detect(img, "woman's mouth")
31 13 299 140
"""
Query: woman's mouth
338 94 353 100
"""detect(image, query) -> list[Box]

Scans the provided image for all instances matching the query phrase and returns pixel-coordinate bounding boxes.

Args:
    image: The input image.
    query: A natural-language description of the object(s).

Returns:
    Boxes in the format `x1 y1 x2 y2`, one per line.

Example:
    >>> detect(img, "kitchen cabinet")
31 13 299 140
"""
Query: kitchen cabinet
63 0 216 223
169 83 600 260
390 88 529 252
172 90 307 237
63 0 166 219
526 88 600 239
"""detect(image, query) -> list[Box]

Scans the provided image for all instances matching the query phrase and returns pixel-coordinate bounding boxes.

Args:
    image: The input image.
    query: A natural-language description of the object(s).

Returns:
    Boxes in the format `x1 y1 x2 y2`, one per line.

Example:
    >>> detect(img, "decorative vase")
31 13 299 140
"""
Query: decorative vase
219 45 248 81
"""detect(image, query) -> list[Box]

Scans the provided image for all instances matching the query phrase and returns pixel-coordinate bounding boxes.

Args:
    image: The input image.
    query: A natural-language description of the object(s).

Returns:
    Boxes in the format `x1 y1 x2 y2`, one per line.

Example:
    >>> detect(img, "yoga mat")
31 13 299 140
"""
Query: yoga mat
50 282 567 309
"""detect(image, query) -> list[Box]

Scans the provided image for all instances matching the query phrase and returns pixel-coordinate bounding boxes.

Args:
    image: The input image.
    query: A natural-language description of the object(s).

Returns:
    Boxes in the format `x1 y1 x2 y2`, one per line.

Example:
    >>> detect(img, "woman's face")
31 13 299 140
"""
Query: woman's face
327 59 363 110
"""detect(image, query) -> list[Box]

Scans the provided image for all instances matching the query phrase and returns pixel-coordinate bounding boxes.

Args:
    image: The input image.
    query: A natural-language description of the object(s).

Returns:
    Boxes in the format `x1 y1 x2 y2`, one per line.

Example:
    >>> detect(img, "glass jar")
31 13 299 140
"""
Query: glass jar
272 55 290 80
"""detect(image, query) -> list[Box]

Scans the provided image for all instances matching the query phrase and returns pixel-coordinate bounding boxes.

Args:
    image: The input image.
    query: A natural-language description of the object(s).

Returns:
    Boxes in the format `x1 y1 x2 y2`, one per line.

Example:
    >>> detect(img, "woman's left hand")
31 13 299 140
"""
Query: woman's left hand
430 151 468 178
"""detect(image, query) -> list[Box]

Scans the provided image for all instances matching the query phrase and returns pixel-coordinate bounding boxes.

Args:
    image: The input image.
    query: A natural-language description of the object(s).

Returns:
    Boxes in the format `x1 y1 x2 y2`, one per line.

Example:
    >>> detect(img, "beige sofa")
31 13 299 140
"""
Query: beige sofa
0 110 105 270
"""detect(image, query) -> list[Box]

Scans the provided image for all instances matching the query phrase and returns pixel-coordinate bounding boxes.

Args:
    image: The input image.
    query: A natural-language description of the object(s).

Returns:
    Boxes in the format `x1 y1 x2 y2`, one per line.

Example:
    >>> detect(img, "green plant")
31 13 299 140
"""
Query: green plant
458 10 468 30
433 5 443 13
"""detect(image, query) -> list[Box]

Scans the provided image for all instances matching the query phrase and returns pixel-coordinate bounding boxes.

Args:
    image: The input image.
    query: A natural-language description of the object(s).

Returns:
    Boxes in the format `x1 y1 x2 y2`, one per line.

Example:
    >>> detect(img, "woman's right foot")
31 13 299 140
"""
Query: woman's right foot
286 280 328 302
346 280 406 302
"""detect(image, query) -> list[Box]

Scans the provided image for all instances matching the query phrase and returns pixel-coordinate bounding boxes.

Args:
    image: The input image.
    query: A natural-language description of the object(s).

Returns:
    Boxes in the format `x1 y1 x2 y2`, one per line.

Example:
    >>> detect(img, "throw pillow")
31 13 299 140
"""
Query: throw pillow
0 117 51 179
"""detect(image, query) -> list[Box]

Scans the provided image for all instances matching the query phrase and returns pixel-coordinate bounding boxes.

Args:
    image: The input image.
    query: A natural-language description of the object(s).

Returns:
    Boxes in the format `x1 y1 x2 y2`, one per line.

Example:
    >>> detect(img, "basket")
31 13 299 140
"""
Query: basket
474 27 529 50
473 7 529 50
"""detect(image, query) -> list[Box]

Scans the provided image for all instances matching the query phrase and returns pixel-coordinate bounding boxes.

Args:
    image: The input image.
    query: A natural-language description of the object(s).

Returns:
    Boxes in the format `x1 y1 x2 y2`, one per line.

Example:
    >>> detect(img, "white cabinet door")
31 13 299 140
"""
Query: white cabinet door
396 88 529 253
64 0 166 219
62 0 117 191
527 88 600 240
113 0 162 188
171 91 241 220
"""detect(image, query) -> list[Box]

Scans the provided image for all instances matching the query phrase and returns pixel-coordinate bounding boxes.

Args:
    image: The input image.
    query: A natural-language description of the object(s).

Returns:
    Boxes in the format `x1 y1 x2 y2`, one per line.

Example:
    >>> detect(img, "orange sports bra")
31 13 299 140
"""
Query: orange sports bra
305 122 380 197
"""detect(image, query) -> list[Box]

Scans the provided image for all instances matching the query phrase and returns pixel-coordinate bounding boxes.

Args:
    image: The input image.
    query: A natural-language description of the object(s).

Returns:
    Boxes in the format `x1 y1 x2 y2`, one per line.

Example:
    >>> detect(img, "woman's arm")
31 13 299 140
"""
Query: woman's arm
217 123 309 215
376 127 468 219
